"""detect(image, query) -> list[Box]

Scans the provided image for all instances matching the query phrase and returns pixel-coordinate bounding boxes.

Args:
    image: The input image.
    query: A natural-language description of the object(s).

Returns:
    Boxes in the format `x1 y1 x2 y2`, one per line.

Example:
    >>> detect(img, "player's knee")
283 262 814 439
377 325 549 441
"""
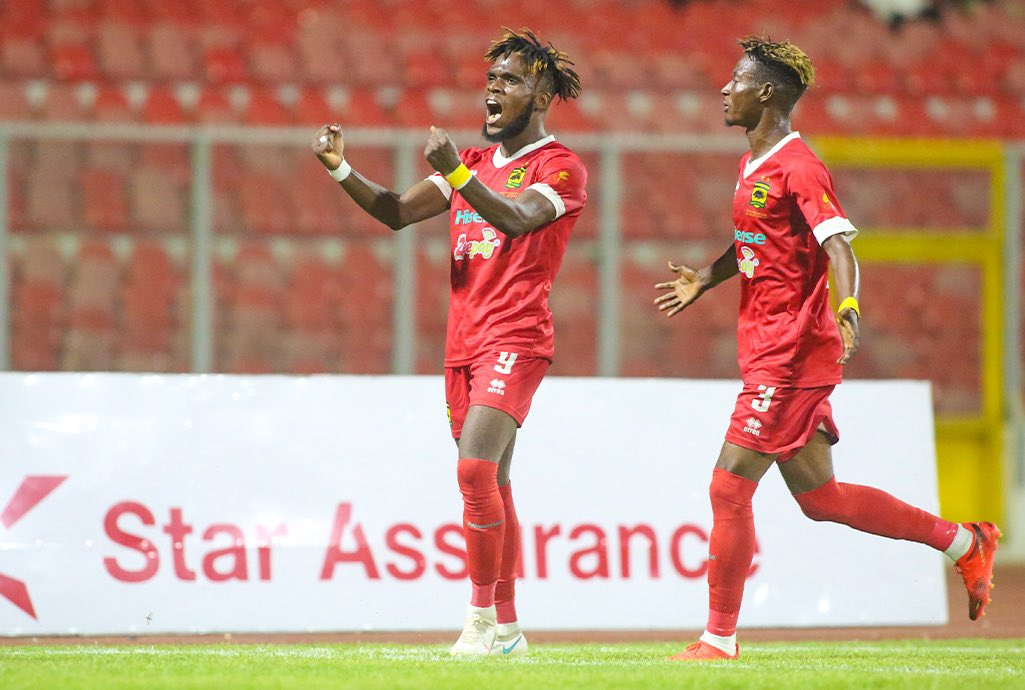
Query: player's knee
794 482 842 522
708 469 755 514
796 499 834 522
457 457 499 493
708 476 733 506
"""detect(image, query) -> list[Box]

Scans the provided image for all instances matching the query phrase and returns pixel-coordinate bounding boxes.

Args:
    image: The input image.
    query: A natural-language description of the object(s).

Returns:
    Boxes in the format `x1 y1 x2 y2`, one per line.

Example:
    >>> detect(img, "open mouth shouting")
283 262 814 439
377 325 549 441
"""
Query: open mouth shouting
485 98 503 126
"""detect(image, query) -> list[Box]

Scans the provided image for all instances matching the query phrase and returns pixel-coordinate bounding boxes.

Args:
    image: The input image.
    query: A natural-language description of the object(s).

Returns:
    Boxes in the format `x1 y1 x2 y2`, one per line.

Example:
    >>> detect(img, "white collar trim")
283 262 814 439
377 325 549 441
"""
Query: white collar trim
493 135 556 167
744 132 801 178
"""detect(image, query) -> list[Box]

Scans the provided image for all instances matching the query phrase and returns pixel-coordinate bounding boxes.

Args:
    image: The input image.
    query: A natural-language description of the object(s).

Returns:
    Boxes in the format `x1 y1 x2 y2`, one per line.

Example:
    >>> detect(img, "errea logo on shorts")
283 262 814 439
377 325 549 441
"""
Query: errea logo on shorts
488 379 507 395
743 417 762 436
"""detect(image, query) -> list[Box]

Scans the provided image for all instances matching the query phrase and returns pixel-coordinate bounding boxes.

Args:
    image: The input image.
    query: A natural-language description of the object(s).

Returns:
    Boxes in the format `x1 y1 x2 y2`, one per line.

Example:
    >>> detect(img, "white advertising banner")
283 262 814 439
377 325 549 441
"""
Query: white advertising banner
0 373 946 635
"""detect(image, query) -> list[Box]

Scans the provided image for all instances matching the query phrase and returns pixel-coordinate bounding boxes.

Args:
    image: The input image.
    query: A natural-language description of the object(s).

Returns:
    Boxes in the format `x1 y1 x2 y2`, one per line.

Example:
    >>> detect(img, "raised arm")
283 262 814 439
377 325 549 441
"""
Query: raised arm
424 127 556 238
822 233 861 364
311 124 449 231
654 244 740 318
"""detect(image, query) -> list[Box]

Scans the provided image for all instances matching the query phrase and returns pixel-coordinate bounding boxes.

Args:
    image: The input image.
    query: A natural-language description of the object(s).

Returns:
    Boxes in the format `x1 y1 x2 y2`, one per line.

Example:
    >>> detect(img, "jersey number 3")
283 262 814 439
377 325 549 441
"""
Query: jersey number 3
494 352 518 374
751 385 777 413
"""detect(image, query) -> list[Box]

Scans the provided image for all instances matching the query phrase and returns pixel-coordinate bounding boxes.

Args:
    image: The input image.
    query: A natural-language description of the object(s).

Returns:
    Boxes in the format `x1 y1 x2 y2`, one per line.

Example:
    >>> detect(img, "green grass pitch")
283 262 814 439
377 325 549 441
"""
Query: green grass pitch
2 639 1024 690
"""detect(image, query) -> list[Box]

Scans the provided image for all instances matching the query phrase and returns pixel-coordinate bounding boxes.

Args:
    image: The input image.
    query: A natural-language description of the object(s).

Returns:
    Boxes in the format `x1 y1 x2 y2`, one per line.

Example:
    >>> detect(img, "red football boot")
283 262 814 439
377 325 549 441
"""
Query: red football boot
668 641 739 661
954 521 1002 621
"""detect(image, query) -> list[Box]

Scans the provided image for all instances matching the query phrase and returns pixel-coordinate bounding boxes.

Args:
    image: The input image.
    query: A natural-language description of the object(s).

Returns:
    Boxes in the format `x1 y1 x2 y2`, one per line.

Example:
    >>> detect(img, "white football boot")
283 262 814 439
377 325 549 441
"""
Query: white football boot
489 621 529 657
449 605 497 657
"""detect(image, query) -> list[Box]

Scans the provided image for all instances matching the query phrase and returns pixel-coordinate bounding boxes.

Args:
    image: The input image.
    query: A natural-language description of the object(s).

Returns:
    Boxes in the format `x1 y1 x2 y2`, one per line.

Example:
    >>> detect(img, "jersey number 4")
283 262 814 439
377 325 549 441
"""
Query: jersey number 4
494 352 518 374
751 385 777 413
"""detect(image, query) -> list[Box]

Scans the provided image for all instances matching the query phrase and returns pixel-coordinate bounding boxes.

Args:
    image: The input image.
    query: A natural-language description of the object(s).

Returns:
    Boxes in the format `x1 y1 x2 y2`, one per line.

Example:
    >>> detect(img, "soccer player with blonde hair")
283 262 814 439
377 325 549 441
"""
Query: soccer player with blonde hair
654 36 1000 661
312 28 586 657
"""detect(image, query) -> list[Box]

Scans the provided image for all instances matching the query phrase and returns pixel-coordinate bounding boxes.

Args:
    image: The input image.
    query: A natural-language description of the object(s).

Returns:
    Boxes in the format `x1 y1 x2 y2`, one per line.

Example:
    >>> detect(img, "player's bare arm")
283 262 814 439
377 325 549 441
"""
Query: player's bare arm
312 123 449 230
424 126 557 238
654 245 740 318
823 233 861 364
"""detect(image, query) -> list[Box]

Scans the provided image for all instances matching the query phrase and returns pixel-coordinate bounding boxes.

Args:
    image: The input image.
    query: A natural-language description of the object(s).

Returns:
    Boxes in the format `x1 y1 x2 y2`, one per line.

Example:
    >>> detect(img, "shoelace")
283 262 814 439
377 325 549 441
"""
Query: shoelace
459 614 492 644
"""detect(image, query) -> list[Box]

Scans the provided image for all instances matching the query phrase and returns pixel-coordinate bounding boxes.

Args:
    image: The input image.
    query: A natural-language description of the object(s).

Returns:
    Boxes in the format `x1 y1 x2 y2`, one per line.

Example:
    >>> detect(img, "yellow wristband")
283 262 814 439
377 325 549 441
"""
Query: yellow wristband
444 163 472 190
837 296 860 317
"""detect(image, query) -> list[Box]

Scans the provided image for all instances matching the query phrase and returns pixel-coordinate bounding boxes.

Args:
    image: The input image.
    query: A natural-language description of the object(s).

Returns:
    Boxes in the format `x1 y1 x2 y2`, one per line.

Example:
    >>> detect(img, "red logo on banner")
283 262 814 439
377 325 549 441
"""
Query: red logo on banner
1 476 67 619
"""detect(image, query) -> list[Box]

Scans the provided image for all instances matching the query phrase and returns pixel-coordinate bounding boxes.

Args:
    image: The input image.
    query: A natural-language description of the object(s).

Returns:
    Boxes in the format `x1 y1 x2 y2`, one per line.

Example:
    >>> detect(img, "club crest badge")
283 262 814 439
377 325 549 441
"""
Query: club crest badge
505 164 529 189
750 181 771 209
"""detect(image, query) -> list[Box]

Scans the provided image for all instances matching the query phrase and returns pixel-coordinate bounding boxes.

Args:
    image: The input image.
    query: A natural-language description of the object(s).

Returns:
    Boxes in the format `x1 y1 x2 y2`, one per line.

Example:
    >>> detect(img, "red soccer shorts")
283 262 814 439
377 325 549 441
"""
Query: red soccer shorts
725 384 840 461
445 352 549 439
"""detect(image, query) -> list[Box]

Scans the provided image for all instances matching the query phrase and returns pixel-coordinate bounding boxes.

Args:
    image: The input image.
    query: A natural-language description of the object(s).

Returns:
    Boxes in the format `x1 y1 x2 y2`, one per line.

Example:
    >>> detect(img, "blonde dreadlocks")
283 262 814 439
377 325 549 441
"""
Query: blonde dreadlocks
485 28 582 102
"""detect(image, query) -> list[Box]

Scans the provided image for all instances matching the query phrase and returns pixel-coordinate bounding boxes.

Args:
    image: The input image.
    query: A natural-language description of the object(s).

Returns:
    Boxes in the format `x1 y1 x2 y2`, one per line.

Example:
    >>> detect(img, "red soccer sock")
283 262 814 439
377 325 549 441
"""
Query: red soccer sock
457 458 506 608
706 468 759 637
495 482 520 624
794 477 959 551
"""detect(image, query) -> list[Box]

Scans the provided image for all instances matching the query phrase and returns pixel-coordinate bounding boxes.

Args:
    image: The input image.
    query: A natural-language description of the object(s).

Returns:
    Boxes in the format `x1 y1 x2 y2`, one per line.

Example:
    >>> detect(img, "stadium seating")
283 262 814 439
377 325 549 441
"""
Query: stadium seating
414 231 452 375
0 0 1016 408
0 0 1019 132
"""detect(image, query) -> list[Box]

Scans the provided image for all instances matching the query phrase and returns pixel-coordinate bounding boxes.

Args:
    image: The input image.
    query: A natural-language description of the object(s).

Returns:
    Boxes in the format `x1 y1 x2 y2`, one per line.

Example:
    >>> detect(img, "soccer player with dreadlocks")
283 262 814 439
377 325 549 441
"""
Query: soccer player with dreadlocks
654 36 1000 660
311 28 586 656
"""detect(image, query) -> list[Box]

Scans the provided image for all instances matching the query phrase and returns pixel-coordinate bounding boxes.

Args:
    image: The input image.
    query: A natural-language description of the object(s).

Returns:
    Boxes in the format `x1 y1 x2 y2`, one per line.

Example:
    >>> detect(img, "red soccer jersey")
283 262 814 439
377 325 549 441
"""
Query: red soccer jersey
731 132 857 387
427 136 587 366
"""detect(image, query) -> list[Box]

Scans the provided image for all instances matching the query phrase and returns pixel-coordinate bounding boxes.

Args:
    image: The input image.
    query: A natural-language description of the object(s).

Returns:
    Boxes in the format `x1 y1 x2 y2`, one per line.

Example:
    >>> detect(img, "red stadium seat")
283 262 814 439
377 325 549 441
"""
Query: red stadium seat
17 238 66 288
289 163 348 236
12 282 64 331
26 174 78 231
116 348 180 373
81 169 131 232
335 240 393 373
3 1 47 38
294 16 345 84
545 98 599 132
141 85 189 124
549 244 598 376
283 250 341 330
40 81 91 121
0 81 34 121
194 86 238 124
147 23 200 81
93 86 135 122
293 87 332 126
96 21 146 80
51 43 99 81
95 0 151 24
295 85 394 128
244 86 292 125
249 40 300 85
414 233 450 373
281 331 339 374
68 244 121 323
2 37 47 78
121 286 177 332
402 51 451 89
10 335 62 371
854 59 902 95
130 167 189 232
203 46 249 84
348 87 398 127
235 173 293 234
125 241 180 296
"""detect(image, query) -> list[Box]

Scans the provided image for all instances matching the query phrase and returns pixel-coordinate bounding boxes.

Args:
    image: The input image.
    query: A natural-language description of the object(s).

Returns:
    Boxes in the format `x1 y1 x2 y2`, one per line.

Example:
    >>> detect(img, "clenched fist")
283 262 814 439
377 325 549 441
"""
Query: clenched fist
424 126 461 175
312 123 344 171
